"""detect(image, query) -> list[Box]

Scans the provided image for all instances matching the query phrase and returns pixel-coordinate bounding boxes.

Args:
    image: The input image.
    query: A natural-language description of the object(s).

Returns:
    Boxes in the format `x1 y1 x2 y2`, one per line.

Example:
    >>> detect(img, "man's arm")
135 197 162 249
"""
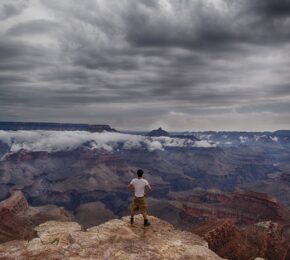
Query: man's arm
145 182 152 196
147 183 152 192
128 183 134 192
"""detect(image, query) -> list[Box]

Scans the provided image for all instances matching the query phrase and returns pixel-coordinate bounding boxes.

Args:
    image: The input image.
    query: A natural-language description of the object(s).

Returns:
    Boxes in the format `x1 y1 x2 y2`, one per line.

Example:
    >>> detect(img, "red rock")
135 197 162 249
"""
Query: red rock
0 191 71 243
193 219 290 260
183 190 289 225
0 191 33 242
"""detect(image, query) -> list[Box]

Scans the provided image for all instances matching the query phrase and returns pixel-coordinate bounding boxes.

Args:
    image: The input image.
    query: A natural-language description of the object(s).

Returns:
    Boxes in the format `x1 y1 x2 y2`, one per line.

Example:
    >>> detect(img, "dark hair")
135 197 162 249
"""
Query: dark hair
137 169 143 177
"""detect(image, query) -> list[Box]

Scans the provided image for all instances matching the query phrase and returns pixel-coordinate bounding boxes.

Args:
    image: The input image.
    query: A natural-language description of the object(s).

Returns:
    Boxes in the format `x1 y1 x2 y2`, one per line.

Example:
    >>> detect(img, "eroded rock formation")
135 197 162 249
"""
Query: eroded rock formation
181 190 290 225
0 191 33 242
194 219 235 251
0 215 223 260
0 191 71 243
194 219 290 260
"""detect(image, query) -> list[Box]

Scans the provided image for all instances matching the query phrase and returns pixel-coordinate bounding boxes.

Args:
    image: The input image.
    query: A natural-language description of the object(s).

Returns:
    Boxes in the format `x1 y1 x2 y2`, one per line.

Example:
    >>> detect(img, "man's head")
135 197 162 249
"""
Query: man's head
137 169 143 178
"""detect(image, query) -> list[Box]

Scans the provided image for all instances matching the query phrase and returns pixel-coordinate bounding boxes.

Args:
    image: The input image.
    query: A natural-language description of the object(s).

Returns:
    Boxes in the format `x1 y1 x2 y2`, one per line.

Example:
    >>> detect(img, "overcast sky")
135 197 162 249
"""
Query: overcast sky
0 0 290 131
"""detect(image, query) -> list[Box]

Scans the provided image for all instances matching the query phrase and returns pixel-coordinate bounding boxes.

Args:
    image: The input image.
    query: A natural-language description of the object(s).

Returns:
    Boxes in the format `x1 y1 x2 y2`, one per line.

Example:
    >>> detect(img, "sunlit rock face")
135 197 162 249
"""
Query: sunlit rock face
0 215 223 260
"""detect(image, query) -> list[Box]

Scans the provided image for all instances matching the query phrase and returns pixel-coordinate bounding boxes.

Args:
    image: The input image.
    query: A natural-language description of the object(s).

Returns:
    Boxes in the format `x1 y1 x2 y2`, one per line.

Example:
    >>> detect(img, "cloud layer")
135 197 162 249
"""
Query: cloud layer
0 0 290 130
0 130 214 157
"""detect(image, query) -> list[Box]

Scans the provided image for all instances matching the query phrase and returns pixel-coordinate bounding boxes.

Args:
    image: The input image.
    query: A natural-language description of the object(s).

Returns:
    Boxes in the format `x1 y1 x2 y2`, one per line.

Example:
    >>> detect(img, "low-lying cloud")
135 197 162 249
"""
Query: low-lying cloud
0 130 215 156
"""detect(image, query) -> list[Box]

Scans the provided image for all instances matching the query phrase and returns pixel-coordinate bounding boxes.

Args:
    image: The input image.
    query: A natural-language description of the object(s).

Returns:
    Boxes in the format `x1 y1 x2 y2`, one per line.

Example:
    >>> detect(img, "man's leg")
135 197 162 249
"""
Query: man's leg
141 210 147 220
142 210 150 227
140 198 150 227
130 208 136 218
130 198 137 224
130 210 136 224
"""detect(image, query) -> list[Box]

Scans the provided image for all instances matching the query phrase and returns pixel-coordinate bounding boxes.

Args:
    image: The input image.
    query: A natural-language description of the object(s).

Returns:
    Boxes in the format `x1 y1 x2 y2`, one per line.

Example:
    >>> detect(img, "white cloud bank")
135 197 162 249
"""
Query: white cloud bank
0 130 215 154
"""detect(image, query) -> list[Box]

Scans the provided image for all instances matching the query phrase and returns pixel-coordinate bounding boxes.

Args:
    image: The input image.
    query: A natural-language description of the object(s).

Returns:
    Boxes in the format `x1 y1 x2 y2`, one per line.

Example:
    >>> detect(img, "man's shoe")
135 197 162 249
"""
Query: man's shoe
130 217 134 225
144 219 151 227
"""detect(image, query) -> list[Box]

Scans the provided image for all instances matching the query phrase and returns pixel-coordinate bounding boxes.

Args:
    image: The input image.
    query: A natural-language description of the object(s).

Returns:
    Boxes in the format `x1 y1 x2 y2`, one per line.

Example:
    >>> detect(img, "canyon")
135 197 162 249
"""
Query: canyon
1 126 290 259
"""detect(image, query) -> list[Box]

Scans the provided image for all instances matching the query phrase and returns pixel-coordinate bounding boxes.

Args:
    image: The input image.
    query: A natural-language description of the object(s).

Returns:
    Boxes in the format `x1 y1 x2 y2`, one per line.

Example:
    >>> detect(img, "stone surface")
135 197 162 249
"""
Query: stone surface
0 215 224 260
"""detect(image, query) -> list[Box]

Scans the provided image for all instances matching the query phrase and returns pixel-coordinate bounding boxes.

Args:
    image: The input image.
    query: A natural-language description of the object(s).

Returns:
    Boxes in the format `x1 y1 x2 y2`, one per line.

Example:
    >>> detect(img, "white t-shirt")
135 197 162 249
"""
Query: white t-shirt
130 178 149 197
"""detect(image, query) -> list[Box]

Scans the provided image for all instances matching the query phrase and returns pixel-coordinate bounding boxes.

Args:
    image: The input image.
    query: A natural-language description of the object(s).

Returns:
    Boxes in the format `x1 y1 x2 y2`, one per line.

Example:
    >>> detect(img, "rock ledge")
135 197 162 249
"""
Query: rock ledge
0 215 223 259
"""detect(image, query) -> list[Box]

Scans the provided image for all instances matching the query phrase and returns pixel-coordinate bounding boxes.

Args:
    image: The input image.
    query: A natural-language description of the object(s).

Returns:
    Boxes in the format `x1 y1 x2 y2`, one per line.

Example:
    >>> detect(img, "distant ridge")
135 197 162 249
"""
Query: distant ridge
274 130 290 137
0 121 116 132
146 127 199 141
147 127 169 137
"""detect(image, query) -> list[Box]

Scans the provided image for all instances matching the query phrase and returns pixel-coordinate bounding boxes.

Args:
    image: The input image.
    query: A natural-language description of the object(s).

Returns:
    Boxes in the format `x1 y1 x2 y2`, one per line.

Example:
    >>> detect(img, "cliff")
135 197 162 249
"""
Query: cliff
0 215 223 260
0 191 71 243
181 190 290 225
194 219 290 260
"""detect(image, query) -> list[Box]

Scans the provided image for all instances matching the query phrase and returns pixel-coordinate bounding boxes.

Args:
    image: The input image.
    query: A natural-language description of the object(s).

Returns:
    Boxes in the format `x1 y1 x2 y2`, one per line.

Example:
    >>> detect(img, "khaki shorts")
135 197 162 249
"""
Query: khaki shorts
131 196 147 214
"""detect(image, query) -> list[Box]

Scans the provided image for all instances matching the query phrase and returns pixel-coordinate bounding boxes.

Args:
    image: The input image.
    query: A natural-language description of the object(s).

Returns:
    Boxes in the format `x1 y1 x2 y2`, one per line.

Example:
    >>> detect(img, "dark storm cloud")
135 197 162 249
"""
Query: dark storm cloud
0 0 29 21
125 0 290 50
251 0 290 18
125 1 235 50
0 0 290 130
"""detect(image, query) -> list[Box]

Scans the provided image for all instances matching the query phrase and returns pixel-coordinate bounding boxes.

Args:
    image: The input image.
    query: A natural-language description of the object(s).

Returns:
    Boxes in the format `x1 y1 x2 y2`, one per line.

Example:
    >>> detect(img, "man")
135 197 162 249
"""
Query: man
128 169 152 227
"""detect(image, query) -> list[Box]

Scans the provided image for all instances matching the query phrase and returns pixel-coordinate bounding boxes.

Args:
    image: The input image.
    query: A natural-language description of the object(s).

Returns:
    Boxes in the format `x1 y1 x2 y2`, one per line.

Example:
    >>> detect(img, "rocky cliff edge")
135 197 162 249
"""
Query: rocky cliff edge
0 215 224 260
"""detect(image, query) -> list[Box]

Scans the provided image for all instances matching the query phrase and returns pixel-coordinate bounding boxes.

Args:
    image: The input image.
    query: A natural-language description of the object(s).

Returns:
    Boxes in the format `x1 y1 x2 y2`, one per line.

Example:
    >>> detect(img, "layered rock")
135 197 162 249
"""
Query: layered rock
194 219 290 260
193 219 235 251
241 170 290 210
180 190 290 225
0 191 32 242
0 191 71 243
0 215 223 259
